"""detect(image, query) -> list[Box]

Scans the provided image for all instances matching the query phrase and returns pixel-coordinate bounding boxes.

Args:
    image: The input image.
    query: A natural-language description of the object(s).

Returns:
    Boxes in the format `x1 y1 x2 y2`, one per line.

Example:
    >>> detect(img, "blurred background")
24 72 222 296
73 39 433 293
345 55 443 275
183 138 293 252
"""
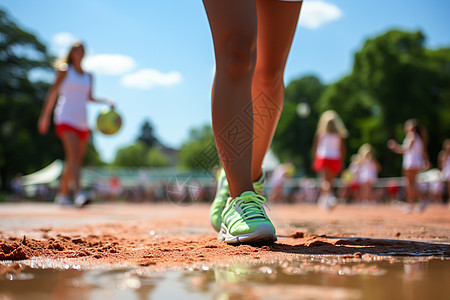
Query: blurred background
0 0 449 204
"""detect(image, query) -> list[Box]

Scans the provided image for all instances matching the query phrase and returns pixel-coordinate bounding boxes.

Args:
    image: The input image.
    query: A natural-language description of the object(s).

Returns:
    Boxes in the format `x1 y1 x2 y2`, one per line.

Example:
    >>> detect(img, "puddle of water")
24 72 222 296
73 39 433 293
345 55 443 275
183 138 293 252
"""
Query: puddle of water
1 256 449 300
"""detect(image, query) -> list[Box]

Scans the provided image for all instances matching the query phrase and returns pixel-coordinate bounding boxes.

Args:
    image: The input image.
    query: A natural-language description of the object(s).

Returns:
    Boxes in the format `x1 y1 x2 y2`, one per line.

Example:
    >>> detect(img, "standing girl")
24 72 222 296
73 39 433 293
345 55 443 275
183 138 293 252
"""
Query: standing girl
438 139 450 204
312 110 348 210
203 0 303 243
357 143 381 205
38 41 113 206
388 118 431 213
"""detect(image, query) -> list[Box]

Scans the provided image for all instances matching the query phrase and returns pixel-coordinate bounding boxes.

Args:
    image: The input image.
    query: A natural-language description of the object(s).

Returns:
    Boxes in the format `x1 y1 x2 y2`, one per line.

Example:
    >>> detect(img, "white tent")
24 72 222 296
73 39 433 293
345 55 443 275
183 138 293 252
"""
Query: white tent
262 149 280 172
21 160 63 186
417 168 445 183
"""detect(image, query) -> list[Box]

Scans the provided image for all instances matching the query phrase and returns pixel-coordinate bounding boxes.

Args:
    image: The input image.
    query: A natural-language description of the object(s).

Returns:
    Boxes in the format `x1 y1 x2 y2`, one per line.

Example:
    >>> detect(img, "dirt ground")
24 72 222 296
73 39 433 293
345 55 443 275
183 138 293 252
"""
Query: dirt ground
0 202 449 273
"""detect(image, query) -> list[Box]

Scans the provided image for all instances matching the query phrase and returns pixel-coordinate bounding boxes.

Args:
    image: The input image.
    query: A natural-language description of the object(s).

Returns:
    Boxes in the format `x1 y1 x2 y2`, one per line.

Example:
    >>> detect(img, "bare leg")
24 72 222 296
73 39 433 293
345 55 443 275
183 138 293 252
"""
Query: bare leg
251 0 302 180
203 0 257 197
59 168 70 195
74 136 89 194
360 182 370 202
403 169 419 204
60 132 83 194
320 168 337 197
447 180 450 203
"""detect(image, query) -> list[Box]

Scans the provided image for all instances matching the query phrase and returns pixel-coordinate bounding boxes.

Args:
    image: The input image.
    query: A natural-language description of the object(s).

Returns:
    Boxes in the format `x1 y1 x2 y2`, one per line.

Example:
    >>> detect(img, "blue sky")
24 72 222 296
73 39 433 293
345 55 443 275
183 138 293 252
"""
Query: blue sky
2 0 449 162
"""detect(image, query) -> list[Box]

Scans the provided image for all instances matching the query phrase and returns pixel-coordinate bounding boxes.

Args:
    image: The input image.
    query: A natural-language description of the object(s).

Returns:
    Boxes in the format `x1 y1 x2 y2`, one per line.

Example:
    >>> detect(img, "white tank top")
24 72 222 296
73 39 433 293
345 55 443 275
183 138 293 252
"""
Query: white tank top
442 154 450 180
316 133 341 159
358 160 378 183
54 65 91 130
403 133 424 170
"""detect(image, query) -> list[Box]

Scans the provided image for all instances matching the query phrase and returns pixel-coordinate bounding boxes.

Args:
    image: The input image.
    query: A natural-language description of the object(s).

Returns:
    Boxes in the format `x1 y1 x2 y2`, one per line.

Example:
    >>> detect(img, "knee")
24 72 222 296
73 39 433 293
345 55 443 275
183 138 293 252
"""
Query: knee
220 35 256 80
254 63 285 87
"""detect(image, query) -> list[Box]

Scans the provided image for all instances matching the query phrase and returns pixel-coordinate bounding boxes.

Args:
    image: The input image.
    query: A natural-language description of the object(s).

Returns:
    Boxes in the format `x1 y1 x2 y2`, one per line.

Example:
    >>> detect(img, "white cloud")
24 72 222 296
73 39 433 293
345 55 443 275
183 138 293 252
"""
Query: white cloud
121 69 182 90
52 32 77 48
51 32 78 57
83 54 136 75
299 0 342 29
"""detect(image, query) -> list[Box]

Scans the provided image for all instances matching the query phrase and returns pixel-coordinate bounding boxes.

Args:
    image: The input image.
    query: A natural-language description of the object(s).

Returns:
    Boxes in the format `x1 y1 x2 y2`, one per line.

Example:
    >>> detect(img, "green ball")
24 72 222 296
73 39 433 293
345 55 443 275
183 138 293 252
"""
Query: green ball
96 109 122 135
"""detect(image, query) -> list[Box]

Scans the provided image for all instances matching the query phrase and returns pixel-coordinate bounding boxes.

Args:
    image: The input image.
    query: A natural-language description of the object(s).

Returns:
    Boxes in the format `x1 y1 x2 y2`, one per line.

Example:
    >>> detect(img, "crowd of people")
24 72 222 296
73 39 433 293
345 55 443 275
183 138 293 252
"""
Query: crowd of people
270 112 449 213
29 1 447 245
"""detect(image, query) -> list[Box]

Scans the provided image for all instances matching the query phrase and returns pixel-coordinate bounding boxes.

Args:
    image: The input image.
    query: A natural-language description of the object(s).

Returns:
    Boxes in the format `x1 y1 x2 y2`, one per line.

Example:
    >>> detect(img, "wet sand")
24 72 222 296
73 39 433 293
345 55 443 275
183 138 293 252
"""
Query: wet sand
0 202 449 272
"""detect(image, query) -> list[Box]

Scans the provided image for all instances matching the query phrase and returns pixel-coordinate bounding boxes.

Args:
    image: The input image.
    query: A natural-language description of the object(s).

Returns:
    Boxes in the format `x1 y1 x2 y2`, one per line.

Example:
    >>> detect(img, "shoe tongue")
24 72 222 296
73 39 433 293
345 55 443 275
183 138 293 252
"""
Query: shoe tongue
240 191 256 197
254 171 264 184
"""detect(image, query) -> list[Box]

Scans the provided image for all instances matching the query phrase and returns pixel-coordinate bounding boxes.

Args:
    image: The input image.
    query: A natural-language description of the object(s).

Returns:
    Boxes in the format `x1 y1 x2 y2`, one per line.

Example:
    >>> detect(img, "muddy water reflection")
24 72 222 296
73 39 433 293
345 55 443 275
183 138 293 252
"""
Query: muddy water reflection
206 258 449 300
1 257 449 300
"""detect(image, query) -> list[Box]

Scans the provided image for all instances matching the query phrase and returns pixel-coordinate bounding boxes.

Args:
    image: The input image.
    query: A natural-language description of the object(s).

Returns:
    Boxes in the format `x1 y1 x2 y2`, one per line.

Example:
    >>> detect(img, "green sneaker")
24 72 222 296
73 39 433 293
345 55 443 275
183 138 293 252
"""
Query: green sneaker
252 170 266 195
210 169 266 232
210 168 229 231
218 191 276 244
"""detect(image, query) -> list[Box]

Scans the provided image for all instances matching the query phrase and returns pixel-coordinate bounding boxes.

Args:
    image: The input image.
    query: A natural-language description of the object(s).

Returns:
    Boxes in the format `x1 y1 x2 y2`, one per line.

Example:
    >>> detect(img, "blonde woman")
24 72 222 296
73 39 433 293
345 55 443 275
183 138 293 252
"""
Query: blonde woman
312 110 348 210
357 144 381 204
38 41 114 206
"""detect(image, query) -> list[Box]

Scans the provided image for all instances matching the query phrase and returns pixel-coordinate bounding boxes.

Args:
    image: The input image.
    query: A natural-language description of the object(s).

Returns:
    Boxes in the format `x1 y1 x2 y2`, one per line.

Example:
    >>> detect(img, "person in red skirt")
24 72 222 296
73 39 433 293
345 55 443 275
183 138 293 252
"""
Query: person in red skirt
38 41 114 207
312 110 348 210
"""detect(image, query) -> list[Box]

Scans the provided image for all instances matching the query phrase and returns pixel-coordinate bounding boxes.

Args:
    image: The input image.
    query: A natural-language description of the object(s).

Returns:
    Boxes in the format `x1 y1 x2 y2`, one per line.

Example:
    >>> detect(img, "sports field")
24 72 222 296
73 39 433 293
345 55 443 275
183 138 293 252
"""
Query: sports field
1 202 449 299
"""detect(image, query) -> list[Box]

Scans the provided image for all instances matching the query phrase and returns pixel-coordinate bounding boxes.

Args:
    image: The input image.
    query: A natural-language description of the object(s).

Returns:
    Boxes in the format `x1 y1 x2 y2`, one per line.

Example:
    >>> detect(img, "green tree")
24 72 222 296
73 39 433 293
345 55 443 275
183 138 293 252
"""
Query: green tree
146 147 170 167
421 47 450 163
274 30 449 177
84 137 105 166
113 119 172 168
113 142 147 167
272 75 325 173
0 9 61 190
137 119 159 148
353 29 450 174
178 125 219 171
113 142 170 167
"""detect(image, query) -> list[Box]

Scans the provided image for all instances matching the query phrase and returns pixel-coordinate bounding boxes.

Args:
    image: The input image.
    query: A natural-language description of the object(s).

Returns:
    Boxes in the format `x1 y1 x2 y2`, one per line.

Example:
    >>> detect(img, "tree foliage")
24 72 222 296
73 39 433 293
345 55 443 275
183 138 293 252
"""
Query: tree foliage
137 119 159 148
352 29 450 174
113 119 171 168
0 9 60 190
274 29 450 176
272 75 325 173
178 125 219 171
84 137 105 166
113 143 147 167
146 147 170 167
113 142 170 168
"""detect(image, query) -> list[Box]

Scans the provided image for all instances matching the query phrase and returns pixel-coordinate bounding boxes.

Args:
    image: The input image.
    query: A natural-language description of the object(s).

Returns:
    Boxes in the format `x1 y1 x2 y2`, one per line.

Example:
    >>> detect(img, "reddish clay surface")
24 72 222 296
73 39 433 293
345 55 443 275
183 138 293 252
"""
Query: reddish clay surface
0 203 449 272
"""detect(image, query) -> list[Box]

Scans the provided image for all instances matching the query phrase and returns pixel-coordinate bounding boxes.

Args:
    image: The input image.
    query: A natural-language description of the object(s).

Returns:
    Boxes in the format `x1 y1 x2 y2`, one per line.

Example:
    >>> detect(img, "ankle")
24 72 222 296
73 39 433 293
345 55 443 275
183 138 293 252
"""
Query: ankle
252 169 265 182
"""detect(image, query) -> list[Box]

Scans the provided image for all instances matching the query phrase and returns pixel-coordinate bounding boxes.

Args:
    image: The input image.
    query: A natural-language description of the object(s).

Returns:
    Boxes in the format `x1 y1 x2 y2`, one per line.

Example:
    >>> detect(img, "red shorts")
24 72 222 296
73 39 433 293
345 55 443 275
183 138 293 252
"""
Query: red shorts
313 157 342 174
55 123 91 141
350 182 360 191
386 185 399 196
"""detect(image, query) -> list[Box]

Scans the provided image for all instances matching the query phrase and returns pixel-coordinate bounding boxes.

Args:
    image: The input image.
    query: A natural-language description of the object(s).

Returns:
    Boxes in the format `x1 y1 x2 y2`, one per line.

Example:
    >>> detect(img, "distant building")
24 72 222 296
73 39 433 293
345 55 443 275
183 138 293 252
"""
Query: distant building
159 146 179 167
